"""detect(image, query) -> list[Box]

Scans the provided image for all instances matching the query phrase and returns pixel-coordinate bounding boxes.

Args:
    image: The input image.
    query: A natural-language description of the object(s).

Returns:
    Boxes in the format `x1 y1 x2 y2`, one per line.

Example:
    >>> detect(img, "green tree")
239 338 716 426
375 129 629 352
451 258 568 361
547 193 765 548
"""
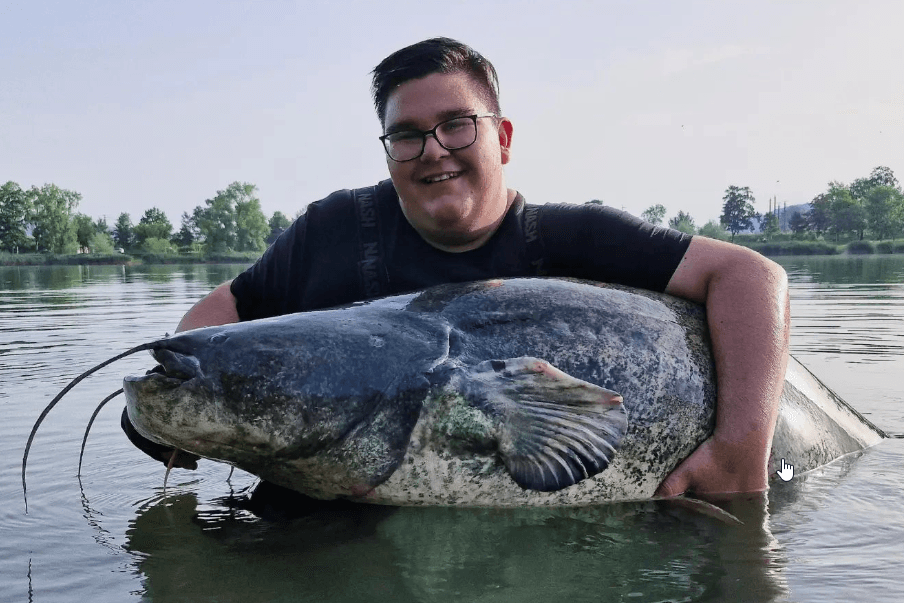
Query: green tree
113 213 134 250
0 181 32 252
697 219 730 241
29 184 81 253
789 211 809 237
196 183 252 253
94 216 109 235
719 186 756 241
760 213 780 240
172 211 200 251
133 207 173 246
641 204 667 226
808 193 831 237
267 211 291 244
73 213 96 251
851 167 898 205
826 182 864 241
850 176 872 205
865 185 904 240
234 194 269 252
90 231 116 253
668 210 696 234
867 166 898 189
141 237 177 254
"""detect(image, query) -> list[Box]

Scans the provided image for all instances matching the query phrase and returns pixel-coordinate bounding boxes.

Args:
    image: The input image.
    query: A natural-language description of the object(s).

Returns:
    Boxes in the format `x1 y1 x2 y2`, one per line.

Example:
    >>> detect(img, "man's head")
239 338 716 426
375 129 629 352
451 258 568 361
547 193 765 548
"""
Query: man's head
371 38 514 252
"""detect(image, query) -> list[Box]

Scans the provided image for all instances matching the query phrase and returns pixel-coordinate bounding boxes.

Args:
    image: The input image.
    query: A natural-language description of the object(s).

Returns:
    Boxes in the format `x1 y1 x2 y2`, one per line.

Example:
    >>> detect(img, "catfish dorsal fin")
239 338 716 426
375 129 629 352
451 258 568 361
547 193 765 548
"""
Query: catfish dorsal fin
462 357 628 492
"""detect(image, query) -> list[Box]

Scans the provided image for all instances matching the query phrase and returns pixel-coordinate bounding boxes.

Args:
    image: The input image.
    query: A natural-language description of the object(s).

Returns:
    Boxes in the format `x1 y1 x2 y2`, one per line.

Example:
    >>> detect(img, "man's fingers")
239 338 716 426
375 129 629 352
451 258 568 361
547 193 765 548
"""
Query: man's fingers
655 470 688 498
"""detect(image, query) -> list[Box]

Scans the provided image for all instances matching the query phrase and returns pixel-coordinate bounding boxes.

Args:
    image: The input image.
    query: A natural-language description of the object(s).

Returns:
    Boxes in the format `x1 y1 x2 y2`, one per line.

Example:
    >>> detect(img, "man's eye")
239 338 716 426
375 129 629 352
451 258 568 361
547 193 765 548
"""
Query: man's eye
441 119 468 132
391 131 421 141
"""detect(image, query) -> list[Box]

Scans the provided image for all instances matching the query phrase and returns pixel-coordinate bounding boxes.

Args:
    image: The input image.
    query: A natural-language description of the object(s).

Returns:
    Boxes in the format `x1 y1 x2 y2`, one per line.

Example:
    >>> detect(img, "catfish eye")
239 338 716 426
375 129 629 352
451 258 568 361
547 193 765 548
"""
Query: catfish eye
209 332 230 344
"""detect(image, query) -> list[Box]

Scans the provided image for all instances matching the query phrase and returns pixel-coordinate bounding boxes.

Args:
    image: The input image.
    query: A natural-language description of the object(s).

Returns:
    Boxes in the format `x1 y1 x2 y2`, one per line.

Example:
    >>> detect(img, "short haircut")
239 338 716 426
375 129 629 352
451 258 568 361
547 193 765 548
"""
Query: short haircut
371 37 501 130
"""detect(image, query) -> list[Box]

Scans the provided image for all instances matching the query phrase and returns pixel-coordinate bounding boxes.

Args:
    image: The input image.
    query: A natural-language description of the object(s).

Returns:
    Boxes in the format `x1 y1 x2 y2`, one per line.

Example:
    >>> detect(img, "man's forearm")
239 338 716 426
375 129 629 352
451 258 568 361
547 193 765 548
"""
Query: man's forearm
176 280 241 333
703 252 790 489
659 237 791 495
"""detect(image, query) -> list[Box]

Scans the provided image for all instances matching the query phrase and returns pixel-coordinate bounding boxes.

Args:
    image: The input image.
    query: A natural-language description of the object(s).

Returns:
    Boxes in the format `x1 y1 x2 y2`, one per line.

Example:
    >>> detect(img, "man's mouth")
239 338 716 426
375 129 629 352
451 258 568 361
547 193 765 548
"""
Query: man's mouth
421 171 461 184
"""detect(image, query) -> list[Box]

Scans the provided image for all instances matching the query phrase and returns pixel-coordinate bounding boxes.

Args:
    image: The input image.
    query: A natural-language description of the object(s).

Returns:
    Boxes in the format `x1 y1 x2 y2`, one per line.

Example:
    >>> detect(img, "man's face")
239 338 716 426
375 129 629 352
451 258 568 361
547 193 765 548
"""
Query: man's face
382 71 513 251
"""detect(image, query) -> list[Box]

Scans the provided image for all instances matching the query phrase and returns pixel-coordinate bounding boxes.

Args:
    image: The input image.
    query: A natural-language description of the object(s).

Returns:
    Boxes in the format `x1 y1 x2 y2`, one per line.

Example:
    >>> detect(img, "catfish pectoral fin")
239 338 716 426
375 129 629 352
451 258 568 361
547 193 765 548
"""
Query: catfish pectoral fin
464 357 628 492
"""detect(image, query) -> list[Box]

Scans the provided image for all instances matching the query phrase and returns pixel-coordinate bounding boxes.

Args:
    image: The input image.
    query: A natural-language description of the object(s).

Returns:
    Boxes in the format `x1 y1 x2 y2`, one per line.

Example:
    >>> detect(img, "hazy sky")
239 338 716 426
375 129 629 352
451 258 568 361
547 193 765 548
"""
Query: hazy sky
3 0 902 228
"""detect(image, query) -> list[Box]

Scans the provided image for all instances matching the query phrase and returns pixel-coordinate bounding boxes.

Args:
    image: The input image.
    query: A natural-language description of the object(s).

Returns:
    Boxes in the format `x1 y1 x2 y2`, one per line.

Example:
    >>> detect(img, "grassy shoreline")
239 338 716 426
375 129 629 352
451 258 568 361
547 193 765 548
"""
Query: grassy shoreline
0 252 261 266
735 238 904 256
4 241 904 266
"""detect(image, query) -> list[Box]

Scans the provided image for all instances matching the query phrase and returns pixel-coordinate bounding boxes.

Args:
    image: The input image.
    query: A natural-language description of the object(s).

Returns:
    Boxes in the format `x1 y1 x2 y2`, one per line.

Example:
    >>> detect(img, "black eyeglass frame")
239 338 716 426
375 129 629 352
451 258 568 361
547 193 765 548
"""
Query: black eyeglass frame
379 113 499 162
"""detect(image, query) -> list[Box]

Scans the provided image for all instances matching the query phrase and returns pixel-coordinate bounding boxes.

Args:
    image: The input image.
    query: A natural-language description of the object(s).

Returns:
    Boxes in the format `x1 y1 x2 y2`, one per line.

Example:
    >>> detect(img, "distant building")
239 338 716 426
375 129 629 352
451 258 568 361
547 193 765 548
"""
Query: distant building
741 201 811 234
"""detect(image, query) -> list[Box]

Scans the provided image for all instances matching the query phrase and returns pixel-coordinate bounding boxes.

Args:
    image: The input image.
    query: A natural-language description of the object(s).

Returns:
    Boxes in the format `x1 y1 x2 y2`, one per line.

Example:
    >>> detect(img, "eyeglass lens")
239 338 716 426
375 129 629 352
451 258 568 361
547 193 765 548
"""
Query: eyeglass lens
385 117 478 161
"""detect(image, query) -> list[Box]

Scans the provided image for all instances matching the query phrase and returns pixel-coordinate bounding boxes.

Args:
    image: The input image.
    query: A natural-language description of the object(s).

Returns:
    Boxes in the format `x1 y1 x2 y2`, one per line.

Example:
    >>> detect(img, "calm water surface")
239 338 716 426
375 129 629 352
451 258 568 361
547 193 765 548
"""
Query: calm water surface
1 258 902 603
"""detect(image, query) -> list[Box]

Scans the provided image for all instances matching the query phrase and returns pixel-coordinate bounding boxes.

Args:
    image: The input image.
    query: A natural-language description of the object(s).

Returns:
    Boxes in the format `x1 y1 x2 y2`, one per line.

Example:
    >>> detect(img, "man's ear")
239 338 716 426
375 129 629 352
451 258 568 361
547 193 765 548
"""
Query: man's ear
498 118 513 165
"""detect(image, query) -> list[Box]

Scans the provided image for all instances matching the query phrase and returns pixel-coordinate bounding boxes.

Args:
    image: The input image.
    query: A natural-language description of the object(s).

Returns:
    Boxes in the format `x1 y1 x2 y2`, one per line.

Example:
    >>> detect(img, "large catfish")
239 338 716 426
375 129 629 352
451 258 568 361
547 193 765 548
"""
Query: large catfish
25 278 885 507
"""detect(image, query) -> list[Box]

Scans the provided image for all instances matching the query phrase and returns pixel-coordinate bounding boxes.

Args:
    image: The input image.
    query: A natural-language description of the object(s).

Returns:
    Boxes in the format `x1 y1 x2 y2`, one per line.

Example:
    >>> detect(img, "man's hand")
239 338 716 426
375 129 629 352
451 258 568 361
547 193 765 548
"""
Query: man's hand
654 435 769 499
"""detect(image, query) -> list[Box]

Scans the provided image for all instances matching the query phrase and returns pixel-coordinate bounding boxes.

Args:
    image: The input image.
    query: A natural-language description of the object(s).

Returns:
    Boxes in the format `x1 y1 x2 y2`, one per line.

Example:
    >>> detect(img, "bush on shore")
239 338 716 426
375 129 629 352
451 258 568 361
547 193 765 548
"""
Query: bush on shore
738 240 841 256
735 238 904 256
847 241 875 254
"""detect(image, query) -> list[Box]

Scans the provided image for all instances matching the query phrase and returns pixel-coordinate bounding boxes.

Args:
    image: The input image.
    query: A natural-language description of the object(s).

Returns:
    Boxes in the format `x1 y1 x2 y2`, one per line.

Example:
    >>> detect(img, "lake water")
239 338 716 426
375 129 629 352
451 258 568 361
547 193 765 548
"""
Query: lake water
1 258 902 603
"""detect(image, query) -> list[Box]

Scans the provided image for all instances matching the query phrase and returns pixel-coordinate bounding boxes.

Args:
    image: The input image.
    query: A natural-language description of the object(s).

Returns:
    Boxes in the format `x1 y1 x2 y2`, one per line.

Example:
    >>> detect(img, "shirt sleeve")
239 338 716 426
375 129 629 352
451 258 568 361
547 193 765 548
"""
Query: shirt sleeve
229 187 363 319
539 203 692 292
230 210 309 321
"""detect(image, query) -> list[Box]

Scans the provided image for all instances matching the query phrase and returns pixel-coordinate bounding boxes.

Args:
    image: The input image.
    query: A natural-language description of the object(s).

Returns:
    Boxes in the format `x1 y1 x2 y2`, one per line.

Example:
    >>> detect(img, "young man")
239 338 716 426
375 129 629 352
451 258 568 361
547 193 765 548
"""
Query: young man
126 38 790 498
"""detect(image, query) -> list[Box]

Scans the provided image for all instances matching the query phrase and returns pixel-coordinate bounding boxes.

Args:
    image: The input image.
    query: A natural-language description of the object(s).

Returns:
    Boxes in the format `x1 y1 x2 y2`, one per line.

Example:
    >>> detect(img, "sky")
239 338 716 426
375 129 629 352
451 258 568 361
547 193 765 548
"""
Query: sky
3 0 903 228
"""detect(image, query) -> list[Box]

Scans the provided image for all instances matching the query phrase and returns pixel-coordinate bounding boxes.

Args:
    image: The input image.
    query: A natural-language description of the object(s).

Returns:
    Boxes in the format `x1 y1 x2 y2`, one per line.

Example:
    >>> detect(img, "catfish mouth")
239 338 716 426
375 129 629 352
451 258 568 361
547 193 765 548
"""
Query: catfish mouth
125 349 201 390
151 348 201 381
123 349 218 453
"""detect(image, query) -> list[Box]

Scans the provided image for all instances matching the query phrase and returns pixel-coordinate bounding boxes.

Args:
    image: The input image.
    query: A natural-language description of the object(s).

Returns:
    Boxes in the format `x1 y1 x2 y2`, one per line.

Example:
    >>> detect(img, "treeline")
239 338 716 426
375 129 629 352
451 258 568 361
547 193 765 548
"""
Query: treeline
5 165 901 258
635 166 904 244
0 181 293 256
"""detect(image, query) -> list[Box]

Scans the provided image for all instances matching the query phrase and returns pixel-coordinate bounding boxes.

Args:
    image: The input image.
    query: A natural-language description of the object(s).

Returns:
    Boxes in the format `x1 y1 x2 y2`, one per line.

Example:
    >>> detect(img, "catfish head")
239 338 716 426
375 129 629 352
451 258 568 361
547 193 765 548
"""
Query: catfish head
123 306 449 494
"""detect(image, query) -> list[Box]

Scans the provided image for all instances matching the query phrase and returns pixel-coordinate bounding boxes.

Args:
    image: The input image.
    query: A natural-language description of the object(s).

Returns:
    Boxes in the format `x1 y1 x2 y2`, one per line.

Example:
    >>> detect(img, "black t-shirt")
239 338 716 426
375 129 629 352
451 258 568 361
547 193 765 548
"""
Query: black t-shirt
231 179 692 321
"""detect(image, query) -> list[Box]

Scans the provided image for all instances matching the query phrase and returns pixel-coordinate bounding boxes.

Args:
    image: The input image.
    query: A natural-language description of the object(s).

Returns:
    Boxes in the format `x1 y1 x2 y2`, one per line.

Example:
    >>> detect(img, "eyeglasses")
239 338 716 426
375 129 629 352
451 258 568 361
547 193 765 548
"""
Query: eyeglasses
379 113 498 162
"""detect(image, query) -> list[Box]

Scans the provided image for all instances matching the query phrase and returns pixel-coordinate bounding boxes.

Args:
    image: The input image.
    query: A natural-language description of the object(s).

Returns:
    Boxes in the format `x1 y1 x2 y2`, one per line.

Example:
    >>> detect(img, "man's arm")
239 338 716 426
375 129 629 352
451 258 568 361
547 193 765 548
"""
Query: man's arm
175 280 240 333
656 235 791 497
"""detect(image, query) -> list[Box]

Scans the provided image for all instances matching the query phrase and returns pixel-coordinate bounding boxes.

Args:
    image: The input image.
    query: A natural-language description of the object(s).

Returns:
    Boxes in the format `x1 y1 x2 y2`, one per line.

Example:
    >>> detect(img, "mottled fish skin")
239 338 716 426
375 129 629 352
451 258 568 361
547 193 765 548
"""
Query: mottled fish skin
123 278 885 506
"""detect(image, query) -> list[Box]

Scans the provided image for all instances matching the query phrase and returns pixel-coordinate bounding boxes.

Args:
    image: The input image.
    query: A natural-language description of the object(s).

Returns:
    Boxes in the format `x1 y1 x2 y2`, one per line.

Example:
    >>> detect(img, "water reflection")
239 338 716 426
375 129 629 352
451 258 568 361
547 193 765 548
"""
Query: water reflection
118 458 882 603
0 263 247 293
121 490 795 603
777 257 904 365
778 255 904 285
125 493 413 602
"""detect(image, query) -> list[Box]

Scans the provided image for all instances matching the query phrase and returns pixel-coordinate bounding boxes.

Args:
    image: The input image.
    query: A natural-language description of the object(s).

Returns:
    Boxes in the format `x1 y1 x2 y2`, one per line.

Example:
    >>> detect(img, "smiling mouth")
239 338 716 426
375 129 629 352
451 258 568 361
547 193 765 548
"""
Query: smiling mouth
422 171 461 184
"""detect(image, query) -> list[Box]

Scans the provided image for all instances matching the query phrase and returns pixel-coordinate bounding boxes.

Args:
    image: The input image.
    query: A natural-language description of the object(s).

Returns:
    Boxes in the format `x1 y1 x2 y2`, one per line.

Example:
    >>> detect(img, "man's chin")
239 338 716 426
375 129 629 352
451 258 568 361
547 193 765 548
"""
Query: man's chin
407 191 469 224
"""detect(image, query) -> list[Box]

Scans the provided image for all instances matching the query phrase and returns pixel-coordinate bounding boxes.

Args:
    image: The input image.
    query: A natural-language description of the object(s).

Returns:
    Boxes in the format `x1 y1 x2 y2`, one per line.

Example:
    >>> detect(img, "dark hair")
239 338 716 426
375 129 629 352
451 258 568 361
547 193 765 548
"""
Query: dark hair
371 37 501 129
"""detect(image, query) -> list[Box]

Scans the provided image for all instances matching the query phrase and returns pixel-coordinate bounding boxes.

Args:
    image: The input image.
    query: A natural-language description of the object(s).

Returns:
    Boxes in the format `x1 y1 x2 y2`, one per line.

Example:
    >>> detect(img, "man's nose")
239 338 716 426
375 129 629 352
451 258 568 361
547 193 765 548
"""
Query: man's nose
420 133 450 161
